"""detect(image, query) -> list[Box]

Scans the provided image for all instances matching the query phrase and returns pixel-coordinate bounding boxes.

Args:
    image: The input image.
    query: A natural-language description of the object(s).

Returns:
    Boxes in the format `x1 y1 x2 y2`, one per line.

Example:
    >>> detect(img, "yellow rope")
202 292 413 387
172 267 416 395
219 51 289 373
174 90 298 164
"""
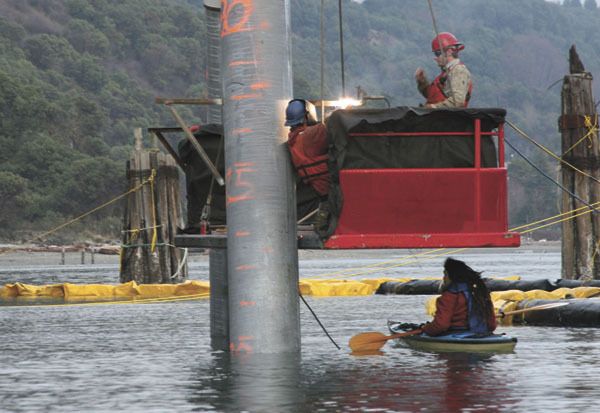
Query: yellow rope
329 248 469 279
1 293 209 309
509 201 600 232
31 172 155 243
149 170 158 253
310 248 447 278
518 204 599 235
561 115 599 157
507 120 600 184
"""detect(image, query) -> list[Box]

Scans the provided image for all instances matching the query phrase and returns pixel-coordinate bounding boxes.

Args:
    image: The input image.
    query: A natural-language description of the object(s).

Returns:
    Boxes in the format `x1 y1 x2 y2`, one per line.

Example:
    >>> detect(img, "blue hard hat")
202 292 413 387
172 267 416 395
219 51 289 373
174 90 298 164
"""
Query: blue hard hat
285 99 307 127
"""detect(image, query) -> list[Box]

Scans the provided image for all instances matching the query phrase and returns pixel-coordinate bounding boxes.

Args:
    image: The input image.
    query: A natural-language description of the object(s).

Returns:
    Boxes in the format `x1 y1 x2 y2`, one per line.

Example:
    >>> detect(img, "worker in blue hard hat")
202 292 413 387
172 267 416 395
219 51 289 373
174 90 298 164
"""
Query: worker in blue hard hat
285 99 330 232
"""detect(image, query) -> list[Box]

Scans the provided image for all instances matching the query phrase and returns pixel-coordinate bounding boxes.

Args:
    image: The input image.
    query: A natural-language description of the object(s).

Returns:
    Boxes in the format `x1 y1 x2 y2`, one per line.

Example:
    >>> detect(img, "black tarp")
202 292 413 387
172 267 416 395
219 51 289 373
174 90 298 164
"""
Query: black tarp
178 124 227 230
178 125 320 232
324 107 505 237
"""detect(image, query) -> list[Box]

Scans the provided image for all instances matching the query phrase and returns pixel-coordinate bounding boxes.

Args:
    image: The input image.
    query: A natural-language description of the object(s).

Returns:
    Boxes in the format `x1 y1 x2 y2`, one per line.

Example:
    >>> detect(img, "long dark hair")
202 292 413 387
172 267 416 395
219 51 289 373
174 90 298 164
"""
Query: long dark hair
444 258 494 325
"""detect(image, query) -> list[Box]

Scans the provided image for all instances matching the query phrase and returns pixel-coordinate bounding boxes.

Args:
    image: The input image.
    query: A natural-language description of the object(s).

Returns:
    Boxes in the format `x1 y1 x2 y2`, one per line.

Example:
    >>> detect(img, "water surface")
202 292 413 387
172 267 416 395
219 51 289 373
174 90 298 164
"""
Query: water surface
2 247 599 412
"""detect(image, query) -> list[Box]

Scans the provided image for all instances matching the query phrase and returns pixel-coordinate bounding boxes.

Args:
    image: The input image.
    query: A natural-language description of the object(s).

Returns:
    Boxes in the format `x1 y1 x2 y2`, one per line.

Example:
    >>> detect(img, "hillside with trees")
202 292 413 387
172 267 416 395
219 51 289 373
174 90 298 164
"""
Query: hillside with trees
1 0 600 241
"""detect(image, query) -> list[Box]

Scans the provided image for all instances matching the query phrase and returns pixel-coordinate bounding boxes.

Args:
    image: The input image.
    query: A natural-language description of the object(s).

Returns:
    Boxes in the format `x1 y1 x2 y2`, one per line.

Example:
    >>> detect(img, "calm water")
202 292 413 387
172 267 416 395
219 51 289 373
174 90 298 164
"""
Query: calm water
2 247 600 412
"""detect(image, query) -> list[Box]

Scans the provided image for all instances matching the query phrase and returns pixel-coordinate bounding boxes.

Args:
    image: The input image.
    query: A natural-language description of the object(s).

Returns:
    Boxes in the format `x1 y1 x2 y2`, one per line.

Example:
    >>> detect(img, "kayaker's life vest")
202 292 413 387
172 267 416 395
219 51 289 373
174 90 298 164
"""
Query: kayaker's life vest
287 124 330 196
448 282 489 335
426 63 472 107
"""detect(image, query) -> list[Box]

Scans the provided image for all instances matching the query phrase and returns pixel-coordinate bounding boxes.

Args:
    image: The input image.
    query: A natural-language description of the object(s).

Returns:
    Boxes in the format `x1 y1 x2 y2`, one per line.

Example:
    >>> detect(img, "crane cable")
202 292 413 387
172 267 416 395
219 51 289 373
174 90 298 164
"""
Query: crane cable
338 0 346 97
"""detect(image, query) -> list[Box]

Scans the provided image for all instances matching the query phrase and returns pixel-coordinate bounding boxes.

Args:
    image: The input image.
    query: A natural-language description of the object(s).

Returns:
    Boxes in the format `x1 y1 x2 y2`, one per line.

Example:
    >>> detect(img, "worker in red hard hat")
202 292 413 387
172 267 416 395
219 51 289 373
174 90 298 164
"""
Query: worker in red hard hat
415 32 472 108
285 99 330 233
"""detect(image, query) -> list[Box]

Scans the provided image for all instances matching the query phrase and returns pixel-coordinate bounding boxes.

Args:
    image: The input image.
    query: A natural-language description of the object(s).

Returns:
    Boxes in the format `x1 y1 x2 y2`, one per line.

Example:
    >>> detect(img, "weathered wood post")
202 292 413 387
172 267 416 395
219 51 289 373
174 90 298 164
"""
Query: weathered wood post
120 128 187 283
560 45 600 280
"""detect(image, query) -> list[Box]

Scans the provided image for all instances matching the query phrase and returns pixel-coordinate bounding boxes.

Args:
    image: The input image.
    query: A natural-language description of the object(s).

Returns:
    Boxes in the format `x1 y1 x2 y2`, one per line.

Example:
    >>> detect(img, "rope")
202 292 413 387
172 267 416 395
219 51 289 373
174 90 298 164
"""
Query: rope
320 0 325 121
311 247 467 280
507 120 600 185
505 137 598 213
338 0 345 96
122 225 162 233
517 204 599 235
427 0 443 52
561 115 599 157
28 171 156 244
299 292 340 350
1 293 209 309
171 248 189 279
510 201 600 232
309 248 448 279
149 170 158 253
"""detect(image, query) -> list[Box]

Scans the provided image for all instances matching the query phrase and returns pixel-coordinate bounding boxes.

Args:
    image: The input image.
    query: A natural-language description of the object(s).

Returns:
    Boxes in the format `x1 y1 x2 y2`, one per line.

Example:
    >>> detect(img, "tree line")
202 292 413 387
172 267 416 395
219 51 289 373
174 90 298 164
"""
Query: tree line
1 0 600 241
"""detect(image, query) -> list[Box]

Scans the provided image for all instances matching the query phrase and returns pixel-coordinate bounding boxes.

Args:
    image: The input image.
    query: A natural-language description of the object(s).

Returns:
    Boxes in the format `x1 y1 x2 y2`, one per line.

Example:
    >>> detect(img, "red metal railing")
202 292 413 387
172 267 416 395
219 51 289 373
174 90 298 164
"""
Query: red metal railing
325 119 519 249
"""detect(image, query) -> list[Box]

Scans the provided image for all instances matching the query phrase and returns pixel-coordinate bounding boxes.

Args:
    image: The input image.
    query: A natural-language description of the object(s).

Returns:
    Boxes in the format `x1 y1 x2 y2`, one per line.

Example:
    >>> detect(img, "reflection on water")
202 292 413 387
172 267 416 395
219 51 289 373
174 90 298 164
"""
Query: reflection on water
190 352 303 413
189 353 514 412
2 248 600 412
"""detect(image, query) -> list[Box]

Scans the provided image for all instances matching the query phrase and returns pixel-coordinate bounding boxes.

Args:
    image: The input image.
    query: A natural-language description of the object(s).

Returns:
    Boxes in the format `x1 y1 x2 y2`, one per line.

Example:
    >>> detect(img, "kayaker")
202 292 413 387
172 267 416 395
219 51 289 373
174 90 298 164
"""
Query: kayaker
415 32 472 108
421 258 497 336
285 99 330 231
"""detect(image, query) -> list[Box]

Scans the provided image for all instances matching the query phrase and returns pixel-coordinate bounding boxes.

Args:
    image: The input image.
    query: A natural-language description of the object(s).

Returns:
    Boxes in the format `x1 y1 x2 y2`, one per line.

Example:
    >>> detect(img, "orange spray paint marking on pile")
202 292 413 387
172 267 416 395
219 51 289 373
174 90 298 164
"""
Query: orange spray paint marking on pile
236 264 257 271
232 128 253 135
230 335 254 354
240 301 256 307
221 0 254 37
250 82 270 90
231 93 261 101
226 162 256 205
235 231 250 237
229 60 257 67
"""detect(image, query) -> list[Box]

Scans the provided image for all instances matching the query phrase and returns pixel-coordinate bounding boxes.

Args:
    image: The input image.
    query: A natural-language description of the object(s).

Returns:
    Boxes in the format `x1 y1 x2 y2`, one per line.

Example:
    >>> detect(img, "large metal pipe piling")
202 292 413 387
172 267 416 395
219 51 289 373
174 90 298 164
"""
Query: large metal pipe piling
220 0 300 353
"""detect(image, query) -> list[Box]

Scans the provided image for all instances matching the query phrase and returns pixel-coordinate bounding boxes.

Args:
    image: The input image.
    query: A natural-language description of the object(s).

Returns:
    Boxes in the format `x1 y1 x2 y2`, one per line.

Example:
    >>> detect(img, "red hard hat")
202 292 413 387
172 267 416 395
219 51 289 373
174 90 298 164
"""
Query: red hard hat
431 32 464 52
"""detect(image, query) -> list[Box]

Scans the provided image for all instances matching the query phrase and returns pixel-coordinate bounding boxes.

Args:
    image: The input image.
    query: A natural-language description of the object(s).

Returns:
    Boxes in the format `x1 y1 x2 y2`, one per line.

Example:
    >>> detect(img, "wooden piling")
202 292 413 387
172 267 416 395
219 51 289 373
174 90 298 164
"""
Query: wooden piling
560 45 600 280
120 128 187 284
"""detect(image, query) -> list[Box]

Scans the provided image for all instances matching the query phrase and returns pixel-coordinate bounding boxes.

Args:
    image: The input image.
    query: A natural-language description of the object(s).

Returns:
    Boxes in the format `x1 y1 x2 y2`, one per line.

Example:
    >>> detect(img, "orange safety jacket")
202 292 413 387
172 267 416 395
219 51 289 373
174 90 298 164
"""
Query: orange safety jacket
287 123 330 196
426 63 472 107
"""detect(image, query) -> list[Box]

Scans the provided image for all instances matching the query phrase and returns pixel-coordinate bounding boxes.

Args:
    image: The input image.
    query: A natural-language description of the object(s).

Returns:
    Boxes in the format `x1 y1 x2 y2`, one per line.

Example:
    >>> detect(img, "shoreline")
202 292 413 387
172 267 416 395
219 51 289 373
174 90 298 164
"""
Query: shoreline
0 239 560 269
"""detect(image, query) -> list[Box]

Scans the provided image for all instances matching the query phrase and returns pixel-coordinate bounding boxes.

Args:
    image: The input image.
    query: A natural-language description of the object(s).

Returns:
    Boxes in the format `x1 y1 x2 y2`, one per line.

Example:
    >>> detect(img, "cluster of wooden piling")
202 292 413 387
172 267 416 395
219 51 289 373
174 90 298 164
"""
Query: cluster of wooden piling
120 129 187 284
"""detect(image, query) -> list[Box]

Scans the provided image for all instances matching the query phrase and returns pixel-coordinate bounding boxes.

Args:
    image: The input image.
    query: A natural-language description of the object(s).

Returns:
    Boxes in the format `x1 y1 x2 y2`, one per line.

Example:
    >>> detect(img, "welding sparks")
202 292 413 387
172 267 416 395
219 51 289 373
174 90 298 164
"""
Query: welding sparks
332 97 363 109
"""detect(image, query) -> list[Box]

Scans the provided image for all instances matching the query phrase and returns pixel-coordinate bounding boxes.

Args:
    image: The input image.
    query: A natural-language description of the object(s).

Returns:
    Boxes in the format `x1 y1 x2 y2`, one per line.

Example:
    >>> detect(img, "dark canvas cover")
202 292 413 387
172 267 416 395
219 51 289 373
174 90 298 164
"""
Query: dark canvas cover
323 107 505 237
178 124 226 230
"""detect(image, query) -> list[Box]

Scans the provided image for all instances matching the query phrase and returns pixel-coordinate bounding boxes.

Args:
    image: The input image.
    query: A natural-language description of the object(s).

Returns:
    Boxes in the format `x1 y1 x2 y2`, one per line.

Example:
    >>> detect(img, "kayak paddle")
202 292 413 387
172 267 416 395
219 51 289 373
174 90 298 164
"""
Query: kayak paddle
349 329 422 352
